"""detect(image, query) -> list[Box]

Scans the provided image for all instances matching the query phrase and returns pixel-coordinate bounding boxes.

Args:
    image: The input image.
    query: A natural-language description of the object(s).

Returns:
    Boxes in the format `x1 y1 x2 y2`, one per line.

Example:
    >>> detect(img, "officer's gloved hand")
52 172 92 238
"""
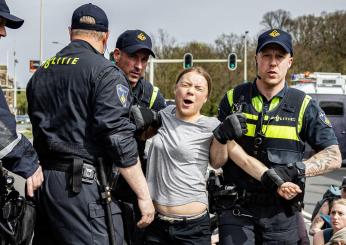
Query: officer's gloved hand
130 105 161 131
261 168 285 191
271 162 306 182
213 113 247 144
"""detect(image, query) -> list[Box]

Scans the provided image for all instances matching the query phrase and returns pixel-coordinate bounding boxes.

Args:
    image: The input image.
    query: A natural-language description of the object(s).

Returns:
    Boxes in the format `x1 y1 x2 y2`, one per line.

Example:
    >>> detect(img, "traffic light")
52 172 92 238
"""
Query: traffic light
228 53 237 71
183 53 193 69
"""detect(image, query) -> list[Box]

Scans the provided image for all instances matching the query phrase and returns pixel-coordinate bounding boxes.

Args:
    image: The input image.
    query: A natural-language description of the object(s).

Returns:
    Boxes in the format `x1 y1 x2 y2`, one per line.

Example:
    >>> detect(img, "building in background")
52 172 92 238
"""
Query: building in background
0 65 15 113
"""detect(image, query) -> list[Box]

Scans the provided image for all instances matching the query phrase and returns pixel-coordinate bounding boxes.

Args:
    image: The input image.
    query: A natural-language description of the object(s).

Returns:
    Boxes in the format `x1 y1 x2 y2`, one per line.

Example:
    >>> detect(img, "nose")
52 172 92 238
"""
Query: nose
134 59 143 70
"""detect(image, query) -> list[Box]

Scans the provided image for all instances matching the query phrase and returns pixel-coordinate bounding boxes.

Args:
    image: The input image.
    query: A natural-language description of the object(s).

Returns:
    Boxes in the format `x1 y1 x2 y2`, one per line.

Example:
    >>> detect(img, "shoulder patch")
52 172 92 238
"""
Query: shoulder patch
116 84 129 107
319 111 332 127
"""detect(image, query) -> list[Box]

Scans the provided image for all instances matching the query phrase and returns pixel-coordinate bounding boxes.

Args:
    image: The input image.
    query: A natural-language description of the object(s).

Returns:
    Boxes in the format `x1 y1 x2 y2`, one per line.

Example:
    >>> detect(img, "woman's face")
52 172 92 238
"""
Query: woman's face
331 203 346 232
174 71 208 121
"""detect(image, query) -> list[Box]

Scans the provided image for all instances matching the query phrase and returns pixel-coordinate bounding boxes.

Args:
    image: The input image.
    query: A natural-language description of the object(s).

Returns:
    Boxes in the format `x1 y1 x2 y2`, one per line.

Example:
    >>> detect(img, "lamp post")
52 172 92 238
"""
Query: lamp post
243 30 249 82
13 51 18 115
39 0 44 64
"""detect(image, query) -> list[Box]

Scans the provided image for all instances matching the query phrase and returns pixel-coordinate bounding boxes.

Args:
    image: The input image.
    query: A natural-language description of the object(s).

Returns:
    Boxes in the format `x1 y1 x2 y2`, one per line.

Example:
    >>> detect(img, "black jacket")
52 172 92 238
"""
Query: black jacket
27 40 138 167
0 88 39 178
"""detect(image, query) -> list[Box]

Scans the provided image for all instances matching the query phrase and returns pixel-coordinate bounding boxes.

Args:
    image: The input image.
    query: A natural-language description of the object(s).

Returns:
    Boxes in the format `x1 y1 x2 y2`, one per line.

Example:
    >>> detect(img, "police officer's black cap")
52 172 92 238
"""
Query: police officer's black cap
256 29 293 56
71 3 108 32
116 29 155 58
0 0 24 29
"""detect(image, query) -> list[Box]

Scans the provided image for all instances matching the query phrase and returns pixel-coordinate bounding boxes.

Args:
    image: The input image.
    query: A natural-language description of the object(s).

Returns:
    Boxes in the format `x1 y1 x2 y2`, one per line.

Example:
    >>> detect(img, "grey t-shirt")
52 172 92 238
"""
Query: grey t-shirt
146 105 219 206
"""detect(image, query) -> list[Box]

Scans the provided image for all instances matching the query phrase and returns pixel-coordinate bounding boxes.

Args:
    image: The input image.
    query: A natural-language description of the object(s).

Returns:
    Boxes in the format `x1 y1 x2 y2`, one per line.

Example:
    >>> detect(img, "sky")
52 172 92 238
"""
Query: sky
0 0 345 87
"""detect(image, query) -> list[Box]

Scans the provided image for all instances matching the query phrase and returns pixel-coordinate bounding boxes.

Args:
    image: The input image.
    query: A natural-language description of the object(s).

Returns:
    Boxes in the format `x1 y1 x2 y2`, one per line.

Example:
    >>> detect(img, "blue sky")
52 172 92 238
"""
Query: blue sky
0 0 345 87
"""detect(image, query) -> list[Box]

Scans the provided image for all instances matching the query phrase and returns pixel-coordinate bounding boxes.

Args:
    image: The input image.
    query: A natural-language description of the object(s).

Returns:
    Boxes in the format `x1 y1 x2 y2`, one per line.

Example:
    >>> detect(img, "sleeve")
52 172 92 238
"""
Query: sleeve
151 89 167 111
0 89 39 178
217 93 232 122
93 67 138 168
300 99 338 151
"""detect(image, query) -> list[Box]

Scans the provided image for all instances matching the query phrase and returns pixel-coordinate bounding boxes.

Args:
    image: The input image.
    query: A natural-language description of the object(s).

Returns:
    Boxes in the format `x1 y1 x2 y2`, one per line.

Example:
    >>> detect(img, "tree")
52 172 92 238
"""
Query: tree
16 90 28 115
260 9 293 31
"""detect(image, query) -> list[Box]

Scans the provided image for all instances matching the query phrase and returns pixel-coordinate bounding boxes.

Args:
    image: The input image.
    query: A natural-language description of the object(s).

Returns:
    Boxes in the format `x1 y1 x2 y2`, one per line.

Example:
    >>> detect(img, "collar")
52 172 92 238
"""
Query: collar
252 79 288 102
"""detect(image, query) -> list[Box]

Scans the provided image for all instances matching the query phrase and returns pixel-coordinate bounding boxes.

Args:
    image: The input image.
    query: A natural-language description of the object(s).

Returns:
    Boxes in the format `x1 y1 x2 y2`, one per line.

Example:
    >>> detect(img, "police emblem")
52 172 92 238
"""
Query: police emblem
319 111 332 127
269 30 280 38
137 33 146 41
116 84 129 107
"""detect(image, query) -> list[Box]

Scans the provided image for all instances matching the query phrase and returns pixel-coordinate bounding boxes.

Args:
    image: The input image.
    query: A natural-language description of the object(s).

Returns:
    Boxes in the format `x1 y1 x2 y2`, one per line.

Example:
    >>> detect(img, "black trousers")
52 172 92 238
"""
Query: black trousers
32 169 124 245
145 212 211 245
217 204 300 245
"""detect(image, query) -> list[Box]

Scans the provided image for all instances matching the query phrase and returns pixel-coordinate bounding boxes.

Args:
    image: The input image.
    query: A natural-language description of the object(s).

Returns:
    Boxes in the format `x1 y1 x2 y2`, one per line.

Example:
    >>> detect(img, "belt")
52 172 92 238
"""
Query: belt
41 159 97 193
157 210 208 223
240 190 277 206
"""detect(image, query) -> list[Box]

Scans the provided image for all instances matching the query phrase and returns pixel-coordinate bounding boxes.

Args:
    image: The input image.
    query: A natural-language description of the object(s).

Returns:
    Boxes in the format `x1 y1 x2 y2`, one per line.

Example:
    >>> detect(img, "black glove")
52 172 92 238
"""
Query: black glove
213 113 247 144
271 162 306 182
261 168 285 191
130 105 161 131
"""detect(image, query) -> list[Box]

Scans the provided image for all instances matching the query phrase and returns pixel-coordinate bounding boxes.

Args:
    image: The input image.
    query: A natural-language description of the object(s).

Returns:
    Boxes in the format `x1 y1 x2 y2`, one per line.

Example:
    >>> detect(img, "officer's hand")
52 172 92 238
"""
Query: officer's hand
137 197 155 229
261 168 285 192
26 165 44 197
130 105 161 131
213 113 247 144
277 182 302 200
272 162 306 182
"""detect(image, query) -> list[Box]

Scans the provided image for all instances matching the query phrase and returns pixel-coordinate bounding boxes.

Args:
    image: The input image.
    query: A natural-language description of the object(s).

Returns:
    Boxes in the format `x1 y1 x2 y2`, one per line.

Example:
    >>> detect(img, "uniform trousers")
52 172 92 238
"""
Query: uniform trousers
217 204 300 245
32 169 124 245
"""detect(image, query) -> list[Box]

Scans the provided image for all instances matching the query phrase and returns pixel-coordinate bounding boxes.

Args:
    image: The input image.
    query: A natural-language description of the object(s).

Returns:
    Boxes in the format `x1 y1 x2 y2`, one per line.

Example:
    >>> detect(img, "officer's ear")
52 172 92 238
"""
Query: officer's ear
287 56 293 69
113 48 121 63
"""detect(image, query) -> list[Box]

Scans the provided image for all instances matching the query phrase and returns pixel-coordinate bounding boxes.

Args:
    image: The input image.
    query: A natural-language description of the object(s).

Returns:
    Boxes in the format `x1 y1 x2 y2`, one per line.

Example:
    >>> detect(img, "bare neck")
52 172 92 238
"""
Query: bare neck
71 35 104 54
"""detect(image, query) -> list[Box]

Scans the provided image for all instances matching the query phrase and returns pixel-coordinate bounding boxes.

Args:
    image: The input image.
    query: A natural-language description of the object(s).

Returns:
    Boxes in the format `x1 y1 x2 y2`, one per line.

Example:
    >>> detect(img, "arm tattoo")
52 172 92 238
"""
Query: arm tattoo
304 145 341 177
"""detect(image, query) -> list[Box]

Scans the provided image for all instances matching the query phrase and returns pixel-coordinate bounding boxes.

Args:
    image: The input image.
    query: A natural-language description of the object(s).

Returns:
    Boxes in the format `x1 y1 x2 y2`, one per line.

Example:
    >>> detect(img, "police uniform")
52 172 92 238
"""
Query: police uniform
109 29 166 245
0 88 39 178
0 0 38 180
132 78 166 164
27 5 138 243
216 81 338 244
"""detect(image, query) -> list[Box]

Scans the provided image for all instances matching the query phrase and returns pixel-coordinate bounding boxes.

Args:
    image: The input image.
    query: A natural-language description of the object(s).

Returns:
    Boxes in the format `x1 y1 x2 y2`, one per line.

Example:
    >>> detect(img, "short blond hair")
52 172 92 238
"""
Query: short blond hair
71 16 105 40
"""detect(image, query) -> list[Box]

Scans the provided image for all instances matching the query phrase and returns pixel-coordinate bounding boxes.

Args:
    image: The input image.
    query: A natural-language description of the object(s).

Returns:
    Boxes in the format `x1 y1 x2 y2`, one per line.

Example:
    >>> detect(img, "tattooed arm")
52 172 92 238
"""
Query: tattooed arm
304 145 341 177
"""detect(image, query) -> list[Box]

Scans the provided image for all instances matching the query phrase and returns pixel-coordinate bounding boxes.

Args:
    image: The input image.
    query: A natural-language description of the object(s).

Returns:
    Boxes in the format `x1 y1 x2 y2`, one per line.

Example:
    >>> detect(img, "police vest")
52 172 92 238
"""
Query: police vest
222 83 311 190
133 79 159 109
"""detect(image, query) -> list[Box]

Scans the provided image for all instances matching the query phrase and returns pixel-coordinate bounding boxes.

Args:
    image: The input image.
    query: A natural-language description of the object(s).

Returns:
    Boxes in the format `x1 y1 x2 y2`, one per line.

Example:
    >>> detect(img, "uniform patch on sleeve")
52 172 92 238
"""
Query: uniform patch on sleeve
319 111 332 127
116 84 129 107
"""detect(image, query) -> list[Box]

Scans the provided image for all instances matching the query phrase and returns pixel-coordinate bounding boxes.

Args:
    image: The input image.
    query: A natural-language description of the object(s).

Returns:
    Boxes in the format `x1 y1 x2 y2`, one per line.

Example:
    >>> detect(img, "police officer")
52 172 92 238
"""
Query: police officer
27 4 154 245
213 29 342 244
113 29 166 162
111 30 166 245
0 0 43 197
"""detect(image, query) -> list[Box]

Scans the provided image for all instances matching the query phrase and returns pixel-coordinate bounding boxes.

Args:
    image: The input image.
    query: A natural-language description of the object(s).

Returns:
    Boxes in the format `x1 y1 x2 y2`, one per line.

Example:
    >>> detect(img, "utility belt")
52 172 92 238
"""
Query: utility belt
212 185 278 210
157 210 208 224
41 159 98 194
237 189 277 206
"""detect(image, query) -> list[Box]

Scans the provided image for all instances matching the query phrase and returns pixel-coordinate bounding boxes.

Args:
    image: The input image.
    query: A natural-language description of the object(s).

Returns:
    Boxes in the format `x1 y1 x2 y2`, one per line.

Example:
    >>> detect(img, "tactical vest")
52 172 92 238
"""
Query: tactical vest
222 83 311 191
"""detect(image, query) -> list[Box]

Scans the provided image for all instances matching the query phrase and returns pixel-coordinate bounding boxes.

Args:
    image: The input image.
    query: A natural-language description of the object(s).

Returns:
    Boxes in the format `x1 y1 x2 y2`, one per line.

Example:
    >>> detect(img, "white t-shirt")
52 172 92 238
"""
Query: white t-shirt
146 105 219 206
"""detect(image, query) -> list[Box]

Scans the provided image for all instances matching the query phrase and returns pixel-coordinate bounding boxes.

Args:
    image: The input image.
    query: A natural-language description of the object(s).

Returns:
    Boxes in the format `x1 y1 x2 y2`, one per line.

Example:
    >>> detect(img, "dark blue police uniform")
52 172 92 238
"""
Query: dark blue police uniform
217 81 338 245
27 38 137 245
0 88 39 178
113 77 166 245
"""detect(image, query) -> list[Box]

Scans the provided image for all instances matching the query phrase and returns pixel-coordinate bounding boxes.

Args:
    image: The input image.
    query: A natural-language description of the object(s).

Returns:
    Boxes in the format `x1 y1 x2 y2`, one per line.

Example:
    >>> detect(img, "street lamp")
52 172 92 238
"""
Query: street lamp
13 51 18 115
243 31 249 83
39 0 44 64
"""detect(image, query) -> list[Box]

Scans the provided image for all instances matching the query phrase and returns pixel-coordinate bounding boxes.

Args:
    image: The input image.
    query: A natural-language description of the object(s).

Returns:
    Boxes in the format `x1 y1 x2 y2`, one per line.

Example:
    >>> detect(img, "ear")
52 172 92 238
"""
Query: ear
288 57 293 68
113 48 121 63
68 27 72 41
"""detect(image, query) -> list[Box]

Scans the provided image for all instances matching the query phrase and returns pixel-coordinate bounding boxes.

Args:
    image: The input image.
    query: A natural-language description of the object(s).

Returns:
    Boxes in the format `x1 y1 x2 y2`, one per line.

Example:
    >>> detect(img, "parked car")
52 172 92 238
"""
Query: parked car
15 115 30 124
